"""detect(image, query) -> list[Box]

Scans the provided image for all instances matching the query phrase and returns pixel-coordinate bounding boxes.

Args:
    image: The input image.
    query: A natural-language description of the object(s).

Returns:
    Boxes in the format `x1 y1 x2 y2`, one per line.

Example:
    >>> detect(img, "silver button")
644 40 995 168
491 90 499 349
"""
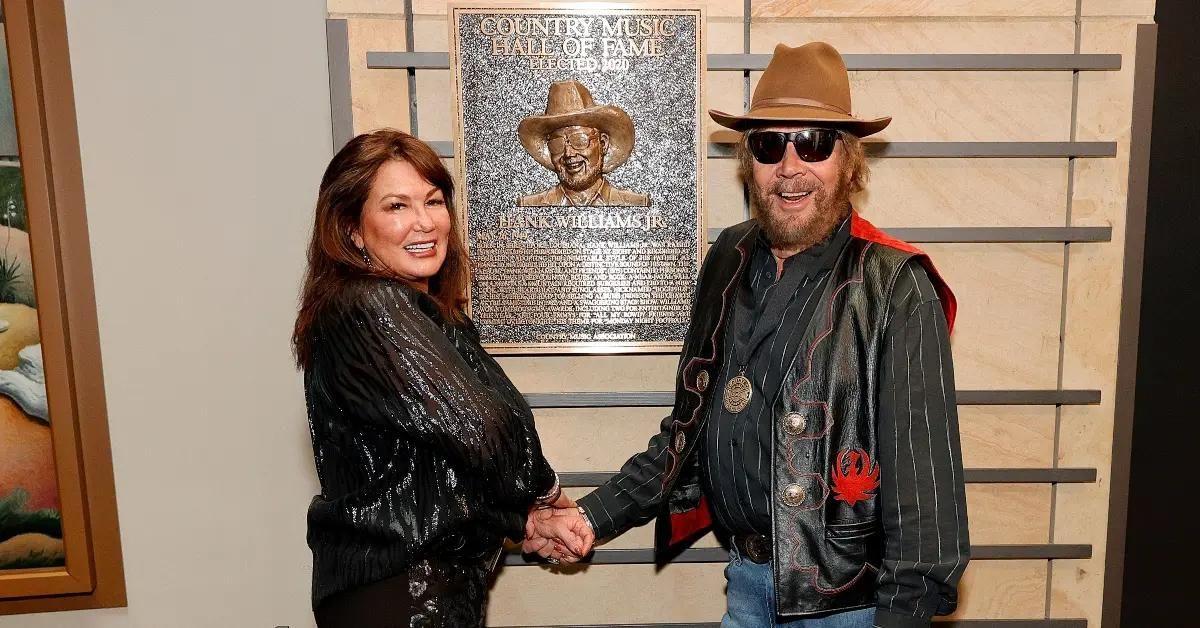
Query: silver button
781 483 806 507
783 411 807 435
696 369 710 392
674 431 687 453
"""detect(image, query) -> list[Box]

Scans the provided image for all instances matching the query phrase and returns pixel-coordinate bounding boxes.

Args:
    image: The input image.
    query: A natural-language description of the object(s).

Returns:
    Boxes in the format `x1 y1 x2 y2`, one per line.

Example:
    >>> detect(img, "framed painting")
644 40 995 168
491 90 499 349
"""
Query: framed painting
0 0 125 614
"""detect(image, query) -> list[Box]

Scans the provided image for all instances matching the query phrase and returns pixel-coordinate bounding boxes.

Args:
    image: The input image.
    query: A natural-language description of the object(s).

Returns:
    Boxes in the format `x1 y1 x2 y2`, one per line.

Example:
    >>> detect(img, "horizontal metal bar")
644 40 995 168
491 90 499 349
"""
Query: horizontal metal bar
934 623 1088 628
962 468 1097 483
714 53 1121 72
526 391 671 407
366 50 446 69
560 468 1096 488
708 141 1118 158
500 621 1088 628
973 544 1092 559
368 51 1120 72
962 389 1102 405
429 140 1116 159
861 142 1117 158
523 390 1101 408
705 226 1111 244
368 51 442 69
505 544 1090 566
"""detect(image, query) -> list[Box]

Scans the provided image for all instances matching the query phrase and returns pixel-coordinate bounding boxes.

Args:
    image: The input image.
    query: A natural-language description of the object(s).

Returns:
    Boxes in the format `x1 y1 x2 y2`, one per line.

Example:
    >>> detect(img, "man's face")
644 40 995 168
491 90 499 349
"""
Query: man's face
748 125 854 251
548 125 607 191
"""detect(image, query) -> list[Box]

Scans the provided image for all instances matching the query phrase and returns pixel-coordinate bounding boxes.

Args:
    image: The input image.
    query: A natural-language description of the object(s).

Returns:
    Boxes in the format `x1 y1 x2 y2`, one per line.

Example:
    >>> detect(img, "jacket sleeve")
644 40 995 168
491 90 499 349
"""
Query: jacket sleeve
322 281 544 505
575 412 678 539
575 227 736 539
873 262 971 628
459 316 560 502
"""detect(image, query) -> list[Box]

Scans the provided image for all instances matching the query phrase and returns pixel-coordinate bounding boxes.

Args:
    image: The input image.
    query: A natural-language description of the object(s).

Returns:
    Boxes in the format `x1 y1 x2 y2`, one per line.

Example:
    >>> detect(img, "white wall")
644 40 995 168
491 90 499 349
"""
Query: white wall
8 1 331 625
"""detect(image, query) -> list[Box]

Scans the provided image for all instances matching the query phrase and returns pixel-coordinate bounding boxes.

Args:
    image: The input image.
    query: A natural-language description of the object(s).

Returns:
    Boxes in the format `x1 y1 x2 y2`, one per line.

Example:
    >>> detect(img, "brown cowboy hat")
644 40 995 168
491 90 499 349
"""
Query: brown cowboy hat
518 80 635 173
709 42 890 137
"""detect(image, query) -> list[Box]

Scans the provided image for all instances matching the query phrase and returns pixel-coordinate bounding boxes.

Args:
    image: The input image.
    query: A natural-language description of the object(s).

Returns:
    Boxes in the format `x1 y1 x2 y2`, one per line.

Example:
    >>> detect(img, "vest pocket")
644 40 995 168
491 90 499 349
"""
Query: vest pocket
825 517 880 541
816 518 881 593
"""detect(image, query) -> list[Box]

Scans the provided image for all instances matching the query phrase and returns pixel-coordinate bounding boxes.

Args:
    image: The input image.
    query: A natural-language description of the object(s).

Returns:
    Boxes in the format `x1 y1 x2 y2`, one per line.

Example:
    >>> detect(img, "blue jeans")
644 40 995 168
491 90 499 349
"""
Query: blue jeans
722 545 875 628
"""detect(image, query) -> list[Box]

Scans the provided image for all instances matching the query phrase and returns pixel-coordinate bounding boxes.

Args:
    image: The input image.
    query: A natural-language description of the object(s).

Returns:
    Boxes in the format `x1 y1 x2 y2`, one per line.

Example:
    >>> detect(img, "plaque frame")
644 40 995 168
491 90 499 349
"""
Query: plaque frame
448 1 707 355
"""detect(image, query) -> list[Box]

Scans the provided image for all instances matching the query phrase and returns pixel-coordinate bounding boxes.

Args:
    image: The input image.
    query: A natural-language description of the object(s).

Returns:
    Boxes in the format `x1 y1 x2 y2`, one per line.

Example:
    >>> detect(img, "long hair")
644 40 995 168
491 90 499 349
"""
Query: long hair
293 129 469 368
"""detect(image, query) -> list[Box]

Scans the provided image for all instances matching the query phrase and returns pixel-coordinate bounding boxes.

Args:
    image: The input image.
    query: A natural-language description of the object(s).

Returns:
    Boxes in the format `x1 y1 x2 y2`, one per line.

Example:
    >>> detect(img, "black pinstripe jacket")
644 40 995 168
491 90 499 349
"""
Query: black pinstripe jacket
577 215 970 627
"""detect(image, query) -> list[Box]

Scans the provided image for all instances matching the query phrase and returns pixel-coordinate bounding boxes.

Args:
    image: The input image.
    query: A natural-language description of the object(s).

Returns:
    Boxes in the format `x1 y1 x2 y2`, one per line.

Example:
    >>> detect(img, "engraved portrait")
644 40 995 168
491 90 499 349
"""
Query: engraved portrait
517 80 650 207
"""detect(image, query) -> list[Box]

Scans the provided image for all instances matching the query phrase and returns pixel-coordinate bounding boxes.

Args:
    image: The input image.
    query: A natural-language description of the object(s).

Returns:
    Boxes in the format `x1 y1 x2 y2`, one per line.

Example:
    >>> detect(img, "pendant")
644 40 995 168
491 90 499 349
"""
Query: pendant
723 374 753 413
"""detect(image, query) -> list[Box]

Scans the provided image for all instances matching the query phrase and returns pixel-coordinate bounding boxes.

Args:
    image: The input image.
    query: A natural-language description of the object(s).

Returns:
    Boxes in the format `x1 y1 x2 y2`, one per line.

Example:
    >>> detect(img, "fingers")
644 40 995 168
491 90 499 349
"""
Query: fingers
568 518 596 556
537 514 594 557
525 506 595 562
522 534 549 555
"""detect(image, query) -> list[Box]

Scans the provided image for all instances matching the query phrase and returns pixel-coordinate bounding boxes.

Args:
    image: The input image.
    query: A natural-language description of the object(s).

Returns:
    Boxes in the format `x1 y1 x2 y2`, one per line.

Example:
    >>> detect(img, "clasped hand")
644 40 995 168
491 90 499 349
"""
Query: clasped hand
522 494 595 564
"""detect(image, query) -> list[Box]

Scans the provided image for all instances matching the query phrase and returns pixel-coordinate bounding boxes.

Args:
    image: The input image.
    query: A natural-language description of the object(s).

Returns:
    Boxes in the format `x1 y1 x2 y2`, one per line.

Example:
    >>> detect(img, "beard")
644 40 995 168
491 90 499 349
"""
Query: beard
555 158 603 192
749 169 853 252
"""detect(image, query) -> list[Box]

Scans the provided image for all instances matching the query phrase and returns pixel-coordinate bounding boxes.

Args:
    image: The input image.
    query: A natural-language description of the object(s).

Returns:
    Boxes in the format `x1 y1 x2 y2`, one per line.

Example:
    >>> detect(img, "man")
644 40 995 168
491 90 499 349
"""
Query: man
517 79 649 207
527 42 969 627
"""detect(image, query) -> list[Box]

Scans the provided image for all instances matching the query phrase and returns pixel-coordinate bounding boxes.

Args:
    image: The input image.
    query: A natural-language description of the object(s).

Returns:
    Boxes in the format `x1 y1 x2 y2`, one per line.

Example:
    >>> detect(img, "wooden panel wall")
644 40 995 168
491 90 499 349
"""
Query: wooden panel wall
324 1 1157 625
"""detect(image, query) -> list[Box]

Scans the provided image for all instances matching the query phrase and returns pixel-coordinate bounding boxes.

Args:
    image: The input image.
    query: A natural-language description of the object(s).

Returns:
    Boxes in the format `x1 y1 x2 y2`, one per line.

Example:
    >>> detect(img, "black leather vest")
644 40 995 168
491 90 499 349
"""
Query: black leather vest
656 219 917 616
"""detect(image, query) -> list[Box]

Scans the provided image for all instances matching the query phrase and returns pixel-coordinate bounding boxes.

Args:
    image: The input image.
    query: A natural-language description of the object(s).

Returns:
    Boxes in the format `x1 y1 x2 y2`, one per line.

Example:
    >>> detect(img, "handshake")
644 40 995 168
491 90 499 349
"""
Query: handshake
522 492 596 565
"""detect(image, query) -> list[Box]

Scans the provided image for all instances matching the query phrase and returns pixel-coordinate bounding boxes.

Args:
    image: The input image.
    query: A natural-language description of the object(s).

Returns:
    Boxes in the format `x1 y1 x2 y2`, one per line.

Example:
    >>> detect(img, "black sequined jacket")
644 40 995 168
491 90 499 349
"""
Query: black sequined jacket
303 277 557 607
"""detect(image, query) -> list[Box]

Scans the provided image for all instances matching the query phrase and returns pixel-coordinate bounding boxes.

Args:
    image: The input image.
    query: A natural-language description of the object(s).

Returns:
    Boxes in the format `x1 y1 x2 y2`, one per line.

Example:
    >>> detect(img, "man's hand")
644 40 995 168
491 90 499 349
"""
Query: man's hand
523 500 595 564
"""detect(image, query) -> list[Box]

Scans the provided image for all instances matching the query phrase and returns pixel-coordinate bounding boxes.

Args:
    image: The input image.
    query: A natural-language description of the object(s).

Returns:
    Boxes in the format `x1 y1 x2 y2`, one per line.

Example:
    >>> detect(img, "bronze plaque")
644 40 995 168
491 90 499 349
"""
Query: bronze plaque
449 3 706 353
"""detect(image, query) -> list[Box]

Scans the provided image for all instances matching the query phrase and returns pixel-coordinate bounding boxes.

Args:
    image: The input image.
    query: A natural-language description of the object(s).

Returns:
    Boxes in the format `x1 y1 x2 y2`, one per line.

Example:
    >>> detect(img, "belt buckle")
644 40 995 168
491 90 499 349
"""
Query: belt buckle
742 534 771 564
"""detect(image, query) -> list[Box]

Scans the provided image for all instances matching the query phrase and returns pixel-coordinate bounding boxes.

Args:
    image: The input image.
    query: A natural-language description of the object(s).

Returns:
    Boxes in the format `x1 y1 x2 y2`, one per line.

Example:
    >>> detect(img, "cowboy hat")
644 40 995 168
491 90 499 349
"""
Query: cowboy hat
518 80 635 173
709 42 890 137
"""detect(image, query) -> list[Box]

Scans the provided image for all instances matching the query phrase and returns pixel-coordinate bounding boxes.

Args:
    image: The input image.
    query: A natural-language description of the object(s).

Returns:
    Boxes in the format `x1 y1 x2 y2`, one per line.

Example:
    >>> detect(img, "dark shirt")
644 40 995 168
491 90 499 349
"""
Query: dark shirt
304 278 557 608
875 262 970 624
701 220 851 535
577 219 969 625
700 219 965 571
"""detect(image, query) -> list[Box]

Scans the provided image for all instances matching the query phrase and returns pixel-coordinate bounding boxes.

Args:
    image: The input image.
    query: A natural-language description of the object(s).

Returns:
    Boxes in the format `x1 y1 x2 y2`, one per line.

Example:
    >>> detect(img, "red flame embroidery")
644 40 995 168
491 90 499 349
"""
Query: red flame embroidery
831 449 880 507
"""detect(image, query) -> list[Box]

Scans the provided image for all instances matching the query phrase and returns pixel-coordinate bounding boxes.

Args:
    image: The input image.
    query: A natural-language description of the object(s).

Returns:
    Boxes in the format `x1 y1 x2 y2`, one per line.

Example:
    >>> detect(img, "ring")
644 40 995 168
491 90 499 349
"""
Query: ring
546 556 560 565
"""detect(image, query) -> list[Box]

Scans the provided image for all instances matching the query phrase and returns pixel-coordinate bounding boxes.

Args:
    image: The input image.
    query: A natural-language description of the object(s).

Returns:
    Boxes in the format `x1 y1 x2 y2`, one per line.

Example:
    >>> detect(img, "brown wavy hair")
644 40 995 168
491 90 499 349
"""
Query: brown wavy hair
293 129 469 368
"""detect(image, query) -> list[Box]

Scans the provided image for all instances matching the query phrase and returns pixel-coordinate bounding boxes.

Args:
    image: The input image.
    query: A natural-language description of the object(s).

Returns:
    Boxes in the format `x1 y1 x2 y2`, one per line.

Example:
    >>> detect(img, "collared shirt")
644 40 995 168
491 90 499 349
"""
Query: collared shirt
701 219 852 535
576 216 969 622
700 219 963 553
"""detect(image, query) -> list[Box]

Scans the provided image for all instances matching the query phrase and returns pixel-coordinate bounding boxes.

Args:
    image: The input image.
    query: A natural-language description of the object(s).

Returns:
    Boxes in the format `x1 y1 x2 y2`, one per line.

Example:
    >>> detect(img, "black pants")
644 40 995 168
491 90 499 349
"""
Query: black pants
314 557 492 628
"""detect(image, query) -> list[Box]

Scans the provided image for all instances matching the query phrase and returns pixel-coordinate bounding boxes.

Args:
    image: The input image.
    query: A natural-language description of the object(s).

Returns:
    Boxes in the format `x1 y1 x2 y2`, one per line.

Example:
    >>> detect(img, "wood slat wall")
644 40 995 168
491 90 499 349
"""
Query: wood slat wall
323 1 1157 625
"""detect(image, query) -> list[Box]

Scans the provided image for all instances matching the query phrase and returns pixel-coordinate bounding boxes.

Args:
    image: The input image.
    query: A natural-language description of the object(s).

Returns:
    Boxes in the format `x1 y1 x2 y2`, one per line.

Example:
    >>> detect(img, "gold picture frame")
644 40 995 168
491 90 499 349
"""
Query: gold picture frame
0 0 126 614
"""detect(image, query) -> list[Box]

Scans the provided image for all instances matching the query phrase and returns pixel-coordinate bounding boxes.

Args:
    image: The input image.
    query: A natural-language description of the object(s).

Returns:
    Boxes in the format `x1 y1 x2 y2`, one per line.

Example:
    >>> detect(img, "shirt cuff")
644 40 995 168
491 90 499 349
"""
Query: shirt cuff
575 493 613 539
873 608 932 628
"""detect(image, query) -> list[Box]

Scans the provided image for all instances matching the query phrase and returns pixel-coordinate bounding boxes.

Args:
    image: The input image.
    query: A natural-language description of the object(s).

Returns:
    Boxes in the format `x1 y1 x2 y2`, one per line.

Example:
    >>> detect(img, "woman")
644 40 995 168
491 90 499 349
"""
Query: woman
293 129 590 627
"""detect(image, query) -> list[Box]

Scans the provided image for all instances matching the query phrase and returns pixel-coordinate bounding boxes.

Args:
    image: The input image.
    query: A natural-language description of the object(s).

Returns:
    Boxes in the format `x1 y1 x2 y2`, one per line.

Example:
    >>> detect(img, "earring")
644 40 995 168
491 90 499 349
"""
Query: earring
359 246 374 270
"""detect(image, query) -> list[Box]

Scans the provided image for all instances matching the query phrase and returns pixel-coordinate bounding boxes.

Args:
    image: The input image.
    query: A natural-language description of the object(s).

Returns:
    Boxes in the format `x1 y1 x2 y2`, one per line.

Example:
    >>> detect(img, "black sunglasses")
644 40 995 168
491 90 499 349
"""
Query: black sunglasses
746 129 840 164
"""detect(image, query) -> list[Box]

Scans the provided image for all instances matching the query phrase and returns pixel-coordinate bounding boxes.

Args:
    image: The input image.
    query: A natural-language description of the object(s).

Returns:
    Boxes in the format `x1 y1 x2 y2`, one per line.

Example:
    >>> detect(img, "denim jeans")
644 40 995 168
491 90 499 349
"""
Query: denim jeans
721 545 875 628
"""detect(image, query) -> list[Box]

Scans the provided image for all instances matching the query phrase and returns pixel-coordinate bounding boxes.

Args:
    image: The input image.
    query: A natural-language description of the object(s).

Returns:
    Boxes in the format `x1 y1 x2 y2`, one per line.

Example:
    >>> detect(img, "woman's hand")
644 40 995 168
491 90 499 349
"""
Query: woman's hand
523 505 594 564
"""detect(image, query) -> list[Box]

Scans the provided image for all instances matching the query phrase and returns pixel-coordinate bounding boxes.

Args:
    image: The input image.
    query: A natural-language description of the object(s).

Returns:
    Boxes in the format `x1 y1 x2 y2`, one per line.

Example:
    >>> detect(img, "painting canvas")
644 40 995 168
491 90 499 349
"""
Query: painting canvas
0 28 61 572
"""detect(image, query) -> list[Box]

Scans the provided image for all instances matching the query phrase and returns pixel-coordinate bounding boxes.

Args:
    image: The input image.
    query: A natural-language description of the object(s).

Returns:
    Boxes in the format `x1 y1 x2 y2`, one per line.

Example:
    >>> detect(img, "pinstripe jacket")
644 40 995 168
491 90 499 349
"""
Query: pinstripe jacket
576 214 970 626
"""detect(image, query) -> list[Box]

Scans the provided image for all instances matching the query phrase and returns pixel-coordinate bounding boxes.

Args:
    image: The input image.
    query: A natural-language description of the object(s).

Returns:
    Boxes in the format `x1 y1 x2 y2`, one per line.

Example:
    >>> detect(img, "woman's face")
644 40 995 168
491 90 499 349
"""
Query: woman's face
352 159 451 292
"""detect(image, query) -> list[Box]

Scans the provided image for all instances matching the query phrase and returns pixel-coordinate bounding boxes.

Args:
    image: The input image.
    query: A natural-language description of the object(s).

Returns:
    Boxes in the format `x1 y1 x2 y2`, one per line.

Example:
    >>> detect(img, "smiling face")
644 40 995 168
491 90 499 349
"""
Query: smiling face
351 159 451 292
746 125 855 254
548 125 607 192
